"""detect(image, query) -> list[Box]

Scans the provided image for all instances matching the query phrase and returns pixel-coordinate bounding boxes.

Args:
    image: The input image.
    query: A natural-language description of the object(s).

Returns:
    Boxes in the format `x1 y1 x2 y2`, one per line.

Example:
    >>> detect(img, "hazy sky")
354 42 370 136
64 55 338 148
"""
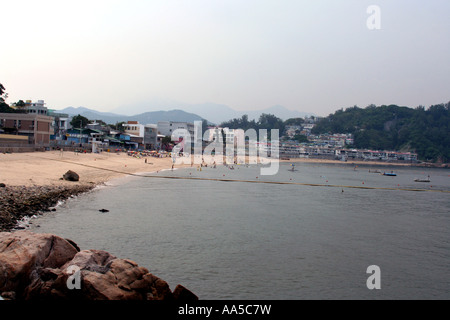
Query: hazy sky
1 0 449 116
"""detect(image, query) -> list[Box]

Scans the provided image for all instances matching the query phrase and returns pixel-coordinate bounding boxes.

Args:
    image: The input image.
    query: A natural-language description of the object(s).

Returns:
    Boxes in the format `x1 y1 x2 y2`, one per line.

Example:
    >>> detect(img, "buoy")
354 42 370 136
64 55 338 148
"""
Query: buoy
362 182 365 185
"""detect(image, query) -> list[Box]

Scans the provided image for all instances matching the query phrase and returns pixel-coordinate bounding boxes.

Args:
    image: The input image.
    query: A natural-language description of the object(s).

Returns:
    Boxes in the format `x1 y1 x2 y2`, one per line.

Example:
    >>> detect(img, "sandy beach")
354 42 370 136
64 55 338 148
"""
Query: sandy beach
0 150 178 187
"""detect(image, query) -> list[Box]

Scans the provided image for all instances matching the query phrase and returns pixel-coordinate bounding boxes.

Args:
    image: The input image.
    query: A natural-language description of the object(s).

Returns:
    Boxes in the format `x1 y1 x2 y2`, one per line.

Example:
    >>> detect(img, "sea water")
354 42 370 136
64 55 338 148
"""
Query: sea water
30 162 450 299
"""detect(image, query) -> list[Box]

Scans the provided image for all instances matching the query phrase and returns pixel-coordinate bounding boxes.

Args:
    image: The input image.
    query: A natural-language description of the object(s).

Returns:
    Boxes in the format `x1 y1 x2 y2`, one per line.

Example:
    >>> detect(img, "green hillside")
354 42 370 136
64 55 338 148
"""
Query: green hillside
312 103 450 162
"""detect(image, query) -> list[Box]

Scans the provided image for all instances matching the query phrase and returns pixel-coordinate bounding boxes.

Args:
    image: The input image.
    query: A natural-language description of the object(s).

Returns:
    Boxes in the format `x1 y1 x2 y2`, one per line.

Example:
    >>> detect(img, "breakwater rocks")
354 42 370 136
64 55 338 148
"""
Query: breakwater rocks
0 231 198 301
0 184 95 231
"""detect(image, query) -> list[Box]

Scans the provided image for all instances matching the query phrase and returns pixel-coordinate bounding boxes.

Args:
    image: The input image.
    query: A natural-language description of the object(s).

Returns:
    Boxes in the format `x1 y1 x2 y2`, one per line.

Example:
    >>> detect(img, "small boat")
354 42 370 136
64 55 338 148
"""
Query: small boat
414 176 431 183
288 164 298 172
369 169 381 173
382 172 397 177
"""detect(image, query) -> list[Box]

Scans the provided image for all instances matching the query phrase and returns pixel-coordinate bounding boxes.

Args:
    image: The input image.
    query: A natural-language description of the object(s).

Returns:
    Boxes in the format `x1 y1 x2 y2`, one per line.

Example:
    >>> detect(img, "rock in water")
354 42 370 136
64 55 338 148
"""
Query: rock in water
173 284 199 301
63 170 80 182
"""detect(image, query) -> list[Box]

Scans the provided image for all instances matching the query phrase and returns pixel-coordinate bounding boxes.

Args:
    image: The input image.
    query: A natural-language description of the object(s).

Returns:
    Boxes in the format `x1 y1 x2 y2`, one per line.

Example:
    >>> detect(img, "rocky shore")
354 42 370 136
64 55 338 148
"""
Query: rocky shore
0 231 198 300
0 183 96 232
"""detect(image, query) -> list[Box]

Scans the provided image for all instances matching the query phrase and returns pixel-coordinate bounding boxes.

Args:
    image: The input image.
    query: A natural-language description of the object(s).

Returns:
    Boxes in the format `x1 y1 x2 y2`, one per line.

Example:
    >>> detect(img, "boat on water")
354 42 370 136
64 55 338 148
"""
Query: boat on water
382 172 397 176
414 176 431 183
369 169 381 173
288 164 298 172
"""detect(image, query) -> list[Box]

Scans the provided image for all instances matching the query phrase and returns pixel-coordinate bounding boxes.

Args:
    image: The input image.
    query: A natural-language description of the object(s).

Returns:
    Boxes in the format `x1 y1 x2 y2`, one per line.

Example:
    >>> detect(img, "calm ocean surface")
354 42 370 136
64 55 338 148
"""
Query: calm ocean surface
30 162 450 299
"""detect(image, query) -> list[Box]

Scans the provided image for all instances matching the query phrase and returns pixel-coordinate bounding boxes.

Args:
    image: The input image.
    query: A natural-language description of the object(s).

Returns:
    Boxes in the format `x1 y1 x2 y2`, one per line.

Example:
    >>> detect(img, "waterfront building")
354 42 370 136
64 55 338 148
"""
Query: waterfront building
144 124 157 150
123 121 145 138
0 112 54 146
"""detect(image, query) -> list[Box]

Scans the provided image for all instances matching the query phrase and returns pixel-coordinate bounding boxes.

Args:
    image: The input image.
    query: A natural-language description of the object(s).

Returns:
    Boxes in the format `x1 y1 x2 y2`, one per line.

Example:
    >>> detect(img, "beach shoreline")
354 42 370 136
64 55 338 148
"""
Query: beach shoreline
1 150 446 188
0 150 447 231
0 150 182 231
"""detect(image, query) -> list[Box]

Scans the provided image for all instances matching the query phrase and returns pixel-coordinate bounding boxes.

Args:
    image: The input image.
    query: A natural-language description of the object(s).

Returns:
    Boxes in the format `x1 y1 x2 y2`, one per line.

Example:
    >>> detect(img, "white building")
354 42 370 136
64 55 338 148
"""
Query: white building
123 121 145 138
25 100 48 115
48 110 70 140
157 121 196 144
157 121 193 136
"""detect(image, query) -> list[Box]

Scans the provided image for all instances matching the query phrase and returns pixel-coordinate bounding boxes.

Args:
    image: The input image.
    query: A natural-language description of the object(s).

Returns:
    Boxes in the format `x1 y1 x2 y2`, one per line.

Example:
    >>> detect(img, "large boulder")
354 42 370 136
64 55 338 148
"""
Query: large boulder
0 231 79 294
60 250 152 300
0 231 197 301
63 170 79 182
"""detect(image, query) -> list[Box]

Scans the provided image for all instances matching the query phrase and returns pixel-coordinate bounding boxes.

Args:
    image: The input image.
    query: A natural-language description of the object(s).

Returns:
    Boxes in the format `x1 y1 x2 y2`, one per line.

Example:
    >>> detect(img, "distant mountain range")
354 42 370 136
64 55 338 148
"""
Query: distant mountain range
57 103 314 125
57 107 206 125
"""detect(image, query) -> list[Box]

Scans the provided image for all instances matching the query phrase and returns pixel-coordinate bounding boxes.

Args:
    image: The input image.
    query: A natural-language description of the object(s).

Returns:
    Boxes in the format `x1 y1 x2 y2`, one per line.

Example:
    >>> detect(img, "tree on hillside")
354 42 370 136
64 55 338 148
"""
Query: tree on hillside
293 134 309 144
220 113 286 140
220 114 257 132
258 113 285 139
15 100 26 107
312 103 450 162
109 121 126 132
284 118 305 126
0 83 7 104
70 114 89 129
0 83 13 113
